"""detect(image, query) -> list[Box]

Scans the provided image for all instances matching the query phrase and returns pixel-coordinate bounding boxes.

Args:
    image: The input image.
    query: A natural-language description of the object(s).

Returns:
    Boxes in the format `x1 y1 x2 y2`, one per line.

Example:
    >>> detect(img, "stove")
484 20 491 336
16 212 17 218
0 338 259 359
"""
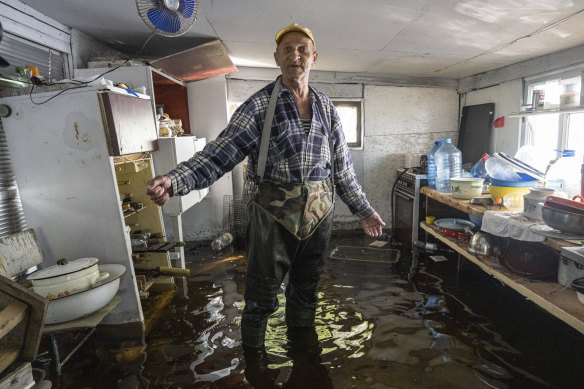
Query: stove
393 168 427 250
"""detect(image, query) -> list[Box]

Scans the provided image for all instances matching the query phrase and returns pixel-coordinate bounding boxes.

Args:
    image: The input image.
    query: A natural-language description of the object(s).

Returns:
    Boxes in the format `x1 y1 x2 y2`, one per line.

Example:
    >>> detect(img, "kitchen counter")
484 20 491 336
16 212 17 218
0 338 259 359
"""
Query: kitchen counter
419 187 581 250
419 186 584 335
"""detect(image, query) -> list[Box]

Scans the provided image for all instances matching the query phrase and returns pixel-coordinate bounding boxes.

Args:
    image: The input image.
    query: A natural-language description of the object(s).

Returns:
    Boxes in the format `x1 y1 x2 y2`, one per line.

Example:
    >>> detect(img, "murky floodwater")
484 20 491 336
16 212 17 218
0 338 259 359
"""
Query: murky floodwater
52 239 584 388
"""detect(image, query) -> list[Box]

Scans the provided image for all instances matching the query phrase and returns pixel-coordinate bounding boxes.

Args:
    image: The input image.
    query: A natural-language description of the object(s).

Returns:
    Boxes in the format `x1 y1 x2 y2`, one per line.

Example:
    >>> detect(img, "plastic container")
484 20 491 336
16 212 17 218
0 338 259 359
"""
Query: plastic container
426 141 442 189
470 153 489 178
211 232 234 252
485 155 521 182
546 150 580 198
435 138 462 192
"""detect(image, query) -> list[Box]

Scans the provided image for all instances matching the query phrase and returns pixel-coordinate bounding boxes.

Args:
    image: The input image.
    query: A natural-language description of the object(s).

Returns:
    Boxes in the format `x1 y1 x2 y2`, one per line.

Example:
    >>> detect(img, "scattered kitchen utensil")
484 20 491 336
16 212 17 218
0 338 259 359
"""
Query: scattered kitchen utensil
490 173 537 204
450 177 484 199
470 197 494 206
545 195 584 214
492 152 545 181
434 218 476 231
27 257 108 300
498 239 559 280
45 264 126 324
467 230 495 256
135 266 190 281
523 188 555 221
541 205 584 235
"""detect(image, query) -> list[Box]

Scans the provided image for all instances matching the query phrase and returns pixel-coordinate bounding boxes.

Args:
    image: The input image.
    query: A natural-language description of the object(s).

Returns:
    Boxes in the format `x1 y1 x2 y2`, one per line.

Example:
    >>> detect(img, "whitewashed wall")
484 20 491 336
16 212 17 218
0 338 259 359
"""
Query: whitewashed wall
461 80 523 155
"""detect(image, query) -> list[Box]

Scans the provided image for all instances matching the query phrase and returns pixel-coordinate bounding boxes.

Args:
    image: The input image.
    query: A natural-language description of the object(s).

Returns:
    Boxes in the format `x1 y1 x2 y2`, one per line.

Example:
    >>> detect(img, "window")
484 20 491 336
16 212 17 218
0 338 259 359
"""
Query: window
331 99 363 149
521 68 584 173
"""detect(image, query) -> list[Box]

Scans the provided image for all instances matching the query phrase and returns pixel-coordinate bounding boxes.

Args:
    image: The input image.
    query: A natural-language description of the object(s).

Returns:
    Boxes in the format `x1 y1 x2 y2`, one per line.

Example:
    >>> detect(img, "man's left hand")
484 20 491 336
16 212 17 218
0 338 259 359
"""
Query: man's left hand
361 212 385 237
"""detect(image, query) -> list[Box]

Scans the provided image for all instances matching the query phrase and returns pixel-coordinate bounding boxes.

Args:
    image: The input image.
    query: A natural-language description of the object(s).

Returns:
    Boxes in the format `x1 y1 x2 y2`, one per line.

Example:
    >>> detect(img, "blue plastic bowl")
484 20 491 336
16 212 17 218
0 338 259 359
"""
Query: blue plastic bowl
489 172 538 187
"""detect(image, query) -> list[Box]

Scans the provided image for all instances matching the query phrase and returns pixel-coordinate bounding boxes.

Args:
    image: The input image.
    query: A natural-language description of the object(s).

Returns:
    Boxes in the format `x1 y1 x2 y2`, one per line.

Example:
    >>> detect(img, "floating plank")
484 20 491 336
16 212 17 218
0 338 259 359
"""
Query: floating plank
0 361 33 389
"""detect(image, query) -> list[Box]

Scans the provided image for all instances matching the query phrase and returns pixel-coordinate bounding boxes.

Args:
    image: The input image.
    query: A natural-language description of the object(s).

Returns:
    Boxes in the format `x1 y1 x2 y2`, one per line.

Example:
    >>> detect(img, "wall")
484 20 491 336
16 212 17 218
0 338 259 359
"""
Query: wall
227 77 459 230
460 80 523 155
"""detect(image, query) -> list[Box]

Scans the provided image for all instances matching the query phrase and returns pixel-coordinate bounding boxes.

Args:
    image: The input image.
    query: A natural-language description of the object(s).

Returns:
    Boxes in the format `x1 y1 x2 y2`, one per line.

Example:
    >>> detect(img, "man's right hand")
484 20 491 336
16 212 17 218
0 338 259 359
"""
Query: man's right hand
146 175 173 206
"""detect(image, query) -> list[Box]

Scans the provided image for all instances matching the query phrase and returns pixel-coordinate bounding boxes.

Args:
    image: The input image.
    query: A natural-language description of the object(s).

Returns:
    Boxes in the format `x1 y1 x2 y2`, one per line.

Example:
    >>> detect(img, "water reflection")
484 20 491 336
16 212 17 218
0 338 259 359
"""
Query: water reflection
58 242 584 388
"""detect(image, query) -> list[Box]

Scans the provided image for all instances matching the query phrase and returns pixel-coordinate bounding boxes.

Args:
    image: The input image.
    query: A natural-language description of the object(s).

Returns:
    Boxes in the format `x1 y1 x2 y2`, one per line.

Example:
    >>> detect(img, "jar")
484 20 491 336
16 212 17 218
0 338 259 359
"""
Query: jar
523 187 555 221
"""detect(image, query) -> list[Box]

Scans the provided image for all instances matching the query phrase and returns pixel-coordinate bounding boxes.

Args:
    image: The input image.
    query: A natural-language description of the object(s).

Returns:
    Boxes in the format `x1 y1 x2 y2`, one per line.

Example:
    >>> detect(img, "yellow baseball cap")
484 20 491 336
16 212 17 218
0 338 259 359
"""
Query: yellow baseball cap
275 23 315 45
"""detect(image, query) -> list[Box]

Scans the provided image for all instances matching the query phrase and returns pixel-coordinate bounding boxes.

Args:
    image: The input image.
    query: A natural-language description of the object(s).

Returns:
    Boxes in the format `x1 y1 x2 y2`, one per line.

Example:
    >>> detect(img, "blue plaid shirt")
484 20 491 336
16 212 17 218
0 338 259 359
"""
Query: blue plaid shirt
167 80 375 219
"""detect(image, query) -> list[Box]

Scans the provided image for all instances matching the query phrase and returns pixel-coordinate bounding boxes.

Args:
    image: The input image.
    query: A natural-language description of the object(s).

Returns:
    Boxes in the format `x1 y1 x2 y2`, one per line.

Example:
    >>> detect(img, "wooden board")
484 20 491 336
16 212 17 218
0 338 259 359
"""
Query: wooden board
421 222 584 335
0 230 43 278
0 361 33 389
0 276 47 362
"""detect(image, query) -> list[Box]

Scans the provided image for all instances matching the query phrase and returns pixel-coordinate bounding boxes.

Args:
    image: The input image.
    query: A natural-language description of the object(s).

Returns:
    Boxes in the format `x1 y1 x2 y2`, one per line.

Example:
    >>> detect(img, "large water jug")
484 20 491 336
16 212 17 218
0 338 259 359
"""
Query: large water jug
435 138 462 192
546 150 581 198
426 140 442 189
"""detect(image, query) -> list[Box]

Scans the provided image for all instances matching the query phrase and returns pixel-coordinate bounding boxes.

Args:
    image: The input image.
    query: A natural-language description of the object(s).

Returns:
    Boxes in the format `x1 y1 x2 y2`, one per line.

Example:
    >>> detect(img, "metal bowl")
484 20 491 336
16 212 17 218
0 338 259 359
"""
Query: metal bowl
541 205 584 235
467 231 494 256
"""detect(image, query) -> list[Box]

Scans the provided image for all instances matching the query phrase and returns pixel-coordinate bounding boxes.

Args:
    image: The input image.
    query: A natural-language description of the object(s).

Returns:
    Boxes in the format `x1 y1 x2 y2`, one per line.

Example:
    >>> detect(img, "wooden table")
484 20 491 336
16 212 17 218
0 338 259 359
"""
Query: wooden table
419 187 584 335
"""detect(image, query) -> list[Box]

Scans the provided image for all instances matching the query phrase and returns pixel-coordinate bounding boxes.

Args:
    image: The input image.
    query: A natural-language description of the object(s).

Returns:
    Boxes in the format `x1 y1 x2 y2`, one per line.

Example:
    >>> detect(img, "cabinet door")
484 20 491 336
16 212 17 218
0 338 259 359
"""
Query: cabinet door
99 92 159 156
152 136 207 216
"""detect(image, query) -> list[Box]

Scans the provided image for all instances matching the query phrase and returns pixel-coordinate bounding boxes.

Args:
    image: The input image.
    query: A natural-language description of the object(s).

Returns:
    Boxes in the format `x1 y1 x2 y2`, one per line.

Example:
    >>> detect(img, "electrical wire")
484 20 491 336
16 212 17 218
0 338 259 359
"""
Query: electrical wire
29 29 158 105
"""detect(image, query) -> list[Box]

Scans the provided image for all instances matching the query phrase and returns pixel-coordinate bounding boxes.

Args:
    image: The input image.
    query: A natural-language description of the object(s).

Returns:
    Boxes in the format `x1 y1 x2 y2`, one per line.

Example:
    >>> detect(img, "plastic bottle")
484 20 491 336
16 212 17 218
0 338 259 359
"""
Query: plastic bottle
435 138 462 192
546 150 581 198
470 153 491 184
211 232 234 252
426 140 442 189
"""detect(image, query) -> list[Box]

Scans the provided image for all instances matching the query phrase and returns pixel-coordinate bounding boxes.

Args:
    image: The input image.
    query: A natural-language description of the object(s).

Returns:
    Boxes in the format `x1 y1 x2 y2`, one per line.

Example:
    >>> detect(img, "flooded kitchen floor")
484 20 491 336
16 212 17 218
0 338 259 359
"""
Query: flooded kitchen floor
45 237 584 388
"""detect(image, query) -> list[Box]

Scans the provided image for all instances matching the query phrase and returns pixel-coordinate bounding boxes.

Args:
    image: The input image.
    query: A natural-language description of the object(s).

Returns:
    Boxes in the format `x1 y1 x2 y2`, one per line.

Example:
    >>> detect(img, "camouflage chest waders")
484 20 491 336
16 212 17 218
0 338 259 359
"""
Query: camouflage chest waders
241 78 336 349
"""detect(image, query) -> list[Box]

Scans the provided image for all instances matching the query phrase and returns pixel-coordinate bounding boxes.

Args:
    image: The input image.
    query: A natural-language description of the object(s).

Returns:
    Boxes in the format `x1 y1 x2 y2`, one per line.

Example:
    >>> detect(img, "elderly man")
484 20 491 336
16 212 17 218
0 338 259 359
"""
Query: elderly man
146 22 384 361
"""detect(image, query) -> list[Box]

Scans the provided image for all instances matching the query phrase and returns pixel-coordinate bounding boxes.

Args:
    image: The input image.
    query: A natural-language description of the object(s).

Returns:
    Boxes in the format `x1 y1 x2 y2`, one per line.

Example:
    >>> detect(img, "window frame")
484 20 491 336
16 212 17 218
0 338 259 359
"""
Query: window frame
331 98 364 150
521 66 584 161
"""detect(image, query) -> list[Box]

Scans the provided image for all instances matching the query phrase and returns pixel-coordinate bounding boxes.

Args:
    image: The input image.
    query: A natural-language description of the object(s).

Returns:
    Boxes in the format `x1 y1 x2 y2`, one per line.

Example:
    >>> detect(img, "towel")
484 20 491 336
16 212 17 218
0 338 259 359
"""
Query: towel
481 211 545 242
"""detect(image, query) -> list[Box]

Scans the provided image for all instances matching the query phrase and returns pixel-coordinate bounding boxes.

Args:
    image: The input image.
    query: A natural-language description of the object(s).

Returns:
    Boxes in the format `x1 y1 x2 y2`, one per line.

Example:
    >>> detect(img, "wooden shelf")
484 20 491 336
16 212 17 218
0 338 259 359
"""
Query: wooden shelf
421 222 584 335
420 186 580 250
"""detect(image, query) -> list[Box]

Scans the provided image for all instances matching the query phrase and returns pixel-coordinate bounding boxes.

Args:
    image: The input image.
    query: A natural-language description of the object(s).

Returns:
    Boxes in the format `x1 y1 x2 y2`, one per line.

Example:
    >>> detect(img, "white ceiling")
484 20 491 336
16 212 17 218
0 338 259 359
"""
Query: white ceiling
19 0 584 80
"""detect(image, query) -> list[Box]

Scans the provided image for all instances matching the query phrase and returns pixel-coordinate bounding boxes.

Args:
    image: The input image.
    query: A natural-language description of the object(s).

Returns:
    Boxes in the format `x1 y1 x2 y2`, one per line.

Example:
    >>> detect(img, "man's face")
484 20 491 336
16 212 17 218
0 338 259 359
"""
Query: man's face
274 32 318 82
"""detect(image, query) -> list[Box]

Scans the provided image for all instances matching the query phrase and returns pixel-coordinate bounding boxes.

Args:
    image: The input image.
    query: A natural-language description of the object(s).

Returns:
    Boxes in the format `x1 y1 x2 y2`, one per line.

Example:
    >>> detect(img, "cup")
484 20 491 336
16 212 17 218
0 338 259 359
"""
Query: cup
426 216 436 225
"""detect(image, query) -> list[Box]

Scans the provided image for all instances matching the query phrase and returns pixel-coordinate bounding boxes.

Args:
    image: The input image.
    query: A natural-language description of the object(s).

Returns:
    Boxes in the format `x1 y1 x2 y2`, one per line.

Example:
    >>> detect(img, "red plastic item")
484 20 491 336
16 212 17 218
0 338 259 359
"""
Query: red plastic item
493 116 505 128
545 195 584 213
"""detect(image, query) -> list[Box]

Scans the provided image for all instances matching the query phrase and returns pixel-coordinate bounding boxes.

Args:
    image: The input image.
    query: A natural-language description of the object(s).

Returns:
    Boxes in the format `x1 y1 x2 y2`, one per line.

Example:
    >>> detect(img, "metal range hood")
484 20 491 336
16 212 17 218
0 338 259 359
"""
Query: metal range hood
151 40 237 83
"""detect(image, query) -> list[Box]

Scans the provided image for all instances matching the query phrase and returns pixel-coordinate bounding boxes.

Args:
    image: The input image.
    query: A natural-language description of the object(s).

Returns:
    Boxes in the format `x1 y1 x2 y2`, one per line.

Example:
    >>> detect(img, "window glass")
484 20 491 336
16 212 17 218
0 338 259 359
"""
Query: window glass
332 100 363 148
524 114 560 172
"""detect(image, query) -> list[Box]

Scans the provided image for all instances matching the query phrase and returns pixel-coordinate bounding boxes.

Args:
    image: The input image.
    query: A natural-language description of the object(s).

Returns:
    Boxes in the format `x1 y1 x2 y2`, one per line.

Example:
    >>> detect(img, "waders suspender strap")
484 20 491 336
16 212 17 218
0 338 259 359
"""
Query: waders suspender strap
315 95 335 190
256 77 282 183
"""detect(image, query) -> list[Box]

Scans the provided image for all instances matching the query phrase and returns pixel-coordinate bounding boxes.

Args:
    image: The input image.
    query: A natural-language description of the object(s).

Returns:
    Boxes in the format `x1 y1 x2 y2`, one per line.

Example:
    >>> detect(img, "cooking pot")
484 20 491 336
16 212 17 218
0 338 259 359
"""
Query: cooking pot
45 264 125 324
523 188 554 221
498 239 559 280
27 257 109 300
541 205 584 235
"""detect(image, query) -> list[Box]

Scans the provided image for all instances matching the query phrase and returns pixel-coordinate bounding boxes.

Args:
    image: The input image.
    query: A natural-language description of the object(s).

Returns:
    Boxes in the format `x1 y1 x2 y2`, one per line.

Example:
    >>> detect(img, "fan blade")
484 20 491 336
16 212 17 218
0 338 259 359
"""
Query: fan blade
178 0 196 19
147 7 181 33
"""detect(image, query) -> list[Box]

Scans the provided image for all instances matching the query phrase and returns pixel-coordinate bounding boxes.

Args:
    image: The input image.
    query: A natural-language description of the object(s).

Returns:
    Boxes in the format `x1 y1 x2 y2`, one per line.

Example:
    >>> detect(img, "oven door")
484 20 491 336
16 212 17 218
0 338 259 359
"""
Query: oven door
394 189 415 250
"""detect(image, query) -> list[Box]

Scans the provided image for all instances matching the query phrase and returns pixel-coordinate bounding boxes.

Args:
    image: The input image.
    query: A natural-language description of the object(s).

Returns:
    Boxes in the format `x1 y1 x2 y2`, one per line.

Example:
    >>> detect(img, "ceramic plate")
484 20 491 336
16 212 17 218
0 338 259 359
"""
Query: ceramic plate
434 218 476 231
